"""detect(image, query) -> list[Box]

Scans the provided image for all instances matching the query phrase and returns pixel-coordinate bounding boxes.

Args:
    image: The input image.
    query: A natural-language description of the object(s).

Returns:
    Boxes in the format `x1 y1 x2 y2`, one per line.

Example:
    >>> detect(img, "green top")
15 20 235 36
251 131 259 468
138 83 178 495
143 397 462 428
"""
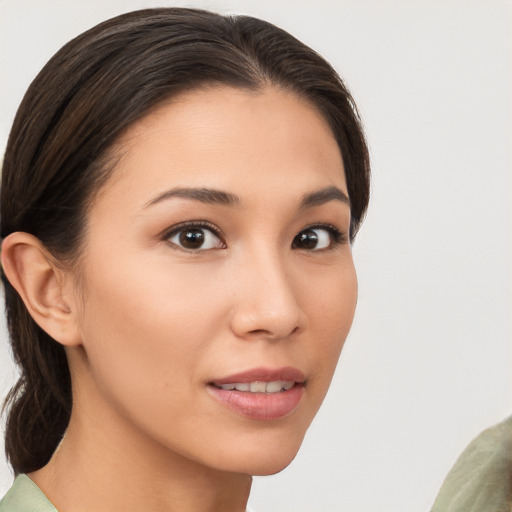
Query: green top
0 475 257 511
0 475 57 512
431 415 512 512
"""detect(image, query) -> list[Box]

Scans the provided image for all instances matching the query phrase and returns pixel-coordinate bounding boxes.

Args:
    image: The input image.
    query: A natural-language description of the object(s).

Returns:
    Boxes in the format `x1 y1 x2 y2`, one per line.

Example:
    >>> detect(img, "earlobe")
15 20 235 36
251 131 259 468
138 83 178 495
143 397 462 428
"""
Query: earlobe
1 232 82 347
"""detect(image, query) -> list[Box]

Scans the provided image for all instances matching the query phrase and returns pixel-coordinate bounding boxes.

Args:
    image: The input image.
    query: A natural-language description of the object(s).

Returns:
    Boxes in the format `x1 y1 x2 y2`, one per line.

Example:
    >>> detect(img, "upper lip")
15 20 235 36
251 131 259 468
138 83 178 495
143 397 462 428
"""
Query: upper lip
210 366 306 385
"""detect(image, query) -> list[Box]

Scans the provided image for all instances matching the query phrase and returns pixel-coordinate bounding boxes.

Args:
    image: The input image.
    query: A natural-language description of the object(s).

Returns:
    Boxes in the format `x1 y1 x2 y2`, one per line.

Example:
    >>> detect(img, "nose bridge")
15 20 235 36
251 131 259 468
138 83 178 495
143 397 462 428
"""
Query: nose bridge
230 242 305 340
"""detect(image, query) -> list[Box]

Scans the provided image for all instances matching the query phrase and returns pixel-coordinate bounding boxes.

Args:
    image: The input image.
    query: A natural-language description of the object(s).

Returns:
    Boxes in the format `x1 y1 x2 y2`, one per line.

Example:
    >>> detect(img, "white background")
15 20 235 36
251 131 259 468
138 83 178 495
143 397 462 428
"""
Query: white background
0 1 511 511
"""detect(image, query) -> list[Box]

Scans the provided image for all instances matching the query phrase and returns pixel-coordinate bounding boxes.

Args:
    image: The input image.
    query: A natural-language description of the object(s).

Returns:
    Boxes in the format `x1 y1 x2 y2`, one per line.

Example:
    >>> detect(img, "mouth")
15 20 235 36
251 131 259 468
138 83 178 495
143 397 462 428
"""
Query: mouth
213 380 295 393
207 367 306 420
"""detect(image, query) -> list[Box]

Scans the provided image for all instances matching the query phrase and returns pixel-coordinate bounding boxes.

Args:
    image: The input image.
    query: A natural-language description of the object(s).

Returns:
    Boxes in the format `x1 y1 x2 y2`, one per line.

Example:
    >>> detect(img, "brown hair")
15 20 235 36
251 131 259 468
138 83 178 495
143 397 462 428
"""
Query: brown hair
0 7 370 474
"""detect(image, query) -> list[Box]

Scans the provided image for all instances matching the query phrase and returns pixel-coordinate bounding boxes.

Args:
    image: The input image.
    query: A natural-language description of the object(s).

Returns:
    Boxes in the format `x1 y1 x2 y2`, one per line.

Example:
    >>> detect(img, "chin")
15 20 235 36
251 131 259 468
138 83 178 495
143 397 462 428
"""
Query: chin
248 455 297 477
214 430 306 477
226 453 299 477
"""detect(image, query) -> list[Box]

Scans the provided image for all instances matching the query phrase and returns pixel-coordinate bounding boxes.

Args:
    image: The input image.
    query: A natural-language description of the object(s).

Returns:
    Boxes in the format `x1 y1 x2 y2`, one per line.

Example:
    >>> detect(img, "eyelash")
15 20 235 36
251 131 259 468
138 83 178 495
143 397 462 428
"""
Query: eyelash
163 221 347 252
292 223 347 251
164 221 226 251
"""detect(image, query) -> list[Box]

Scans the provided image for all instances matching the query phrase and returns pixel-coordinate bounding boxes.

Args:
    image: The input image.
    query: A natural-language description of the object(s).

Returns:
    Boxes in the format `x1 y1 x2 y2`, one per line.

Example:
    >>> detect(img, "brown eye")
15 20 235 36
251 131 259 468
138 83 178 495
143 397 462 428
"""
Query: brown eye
179 229 205 249
168 225 224 251
292 226 340 250
293 229 319 249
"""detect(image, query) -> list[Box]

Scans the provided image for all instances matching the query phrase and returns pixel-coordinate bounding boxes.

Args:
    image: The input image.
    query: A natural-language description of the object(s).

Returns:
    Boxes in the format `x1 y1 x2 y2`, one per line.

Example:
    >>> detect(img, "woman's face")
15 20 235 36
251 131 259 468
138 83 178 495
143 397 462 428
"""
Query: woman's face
68 86 357 476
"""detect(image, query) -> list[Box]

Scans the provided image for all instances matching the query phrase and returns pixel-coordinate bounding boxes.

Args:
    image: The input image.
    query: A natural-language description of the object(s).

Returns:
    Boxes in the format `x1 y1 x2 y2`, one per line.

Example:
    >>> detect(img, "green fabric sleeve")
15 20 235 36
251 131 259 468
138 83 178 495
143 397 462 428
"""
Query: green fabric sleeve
431 415 512 512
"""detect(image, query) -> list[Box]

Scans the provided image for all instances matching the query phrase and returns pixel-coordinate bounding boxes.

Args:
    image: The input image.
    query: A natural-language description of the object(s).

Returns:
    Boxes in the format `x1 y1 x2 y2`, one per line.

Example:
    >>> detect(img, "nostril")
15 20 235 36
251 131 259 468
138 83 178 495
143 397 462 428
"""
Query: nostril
247 325 300 340
247 329 273 337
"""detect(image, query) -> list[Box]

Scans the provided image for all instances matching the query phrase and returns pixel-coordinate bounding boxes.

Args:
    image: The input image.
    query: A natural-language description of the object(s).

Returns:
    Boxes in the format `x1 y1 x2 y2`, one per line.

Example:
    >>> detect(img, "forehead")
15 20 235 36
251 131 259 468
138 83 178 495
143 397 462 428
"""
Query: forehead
94 85 347 209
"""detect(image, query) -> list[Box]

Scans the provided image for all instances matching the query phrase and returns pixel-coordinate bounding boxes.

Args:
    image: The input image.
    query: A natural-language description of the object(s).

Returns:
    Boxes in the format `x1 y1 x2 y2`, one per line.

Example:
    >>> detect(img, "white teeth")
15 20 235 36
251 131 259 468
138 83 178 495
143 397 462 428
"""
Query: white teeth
250 381 267 393
265 381 284 393
218 383 236 390
282 381 295 391
218 381 295 393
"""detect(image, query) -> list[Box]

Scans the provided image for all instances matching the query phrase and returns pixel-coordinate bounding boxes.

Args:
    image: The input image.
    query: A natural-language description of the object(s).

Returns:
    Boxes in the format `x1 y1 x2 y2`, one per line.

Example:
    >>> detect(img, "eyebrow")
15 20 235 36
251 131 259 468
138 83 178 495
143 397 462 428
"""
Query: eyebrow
144 185 350 210
145 187 242 209
299 186 350 210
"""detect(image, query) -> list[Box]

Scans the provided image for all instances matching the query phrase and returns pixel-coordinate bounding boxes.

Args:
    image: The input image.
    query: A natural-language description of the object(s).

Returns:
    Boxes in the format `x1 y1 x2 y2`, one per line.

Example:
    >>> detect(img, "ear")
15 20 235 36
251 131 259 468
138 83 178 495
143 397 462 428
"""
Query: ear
1 232 82 347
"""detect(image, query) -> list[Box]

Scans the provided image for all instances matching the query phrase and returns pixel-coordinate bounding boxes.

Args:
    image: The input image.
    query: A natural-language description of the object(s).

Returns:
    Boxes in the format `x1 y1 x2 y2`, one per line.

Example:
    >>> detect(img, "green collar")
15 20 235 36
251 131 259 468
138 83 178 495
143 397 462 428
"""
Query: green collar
0 475 57 512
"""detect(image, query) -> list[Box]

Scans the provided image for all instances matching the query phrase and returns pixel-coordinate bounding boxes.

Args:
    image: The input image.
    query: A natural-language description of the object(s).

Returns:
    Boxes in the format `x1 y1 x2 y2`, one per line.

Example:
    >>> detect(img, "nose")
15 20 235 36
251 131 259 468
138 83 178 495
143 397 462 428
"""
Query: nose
229 248 306 341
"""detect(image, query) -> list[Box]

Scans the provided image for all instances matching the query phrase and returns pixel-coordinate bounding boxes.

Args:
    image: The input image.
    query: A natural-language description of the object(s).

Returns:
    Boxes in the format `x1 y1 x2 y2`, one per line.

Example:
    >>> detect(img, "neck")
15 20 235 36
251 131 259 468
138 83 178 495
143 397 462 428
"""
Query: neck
30 385 252 512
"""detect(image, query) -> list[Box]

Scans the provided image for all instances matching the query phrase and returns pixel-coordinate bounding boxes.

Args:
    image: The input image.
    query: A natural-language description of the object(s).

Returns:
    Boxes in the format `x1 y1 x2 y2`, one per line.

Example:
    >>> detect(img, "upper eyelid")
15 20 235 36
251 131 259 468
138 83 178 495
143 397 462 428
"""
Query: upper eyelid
162 220 224 239
301 222 340 231
299 222 346 237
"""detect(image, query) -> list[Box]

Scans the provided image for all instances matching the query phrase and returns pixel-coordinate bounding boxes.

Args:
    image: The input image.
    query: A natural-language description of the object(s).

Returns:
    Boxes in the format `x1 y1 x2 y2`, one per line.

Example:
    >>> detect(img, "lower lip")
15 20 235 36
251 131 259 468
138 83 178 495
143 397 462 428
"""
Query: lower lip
207 384 304 421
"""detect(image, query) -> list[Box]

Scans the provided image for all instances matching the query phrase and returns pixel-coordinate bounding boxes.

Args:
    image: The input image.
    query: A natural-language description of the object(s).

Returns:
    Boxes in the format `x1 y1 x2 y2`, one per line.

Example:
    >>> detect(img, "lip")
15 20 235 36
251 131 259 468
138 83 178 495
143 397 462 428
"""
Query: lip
211 366 306 385
207 366 306 421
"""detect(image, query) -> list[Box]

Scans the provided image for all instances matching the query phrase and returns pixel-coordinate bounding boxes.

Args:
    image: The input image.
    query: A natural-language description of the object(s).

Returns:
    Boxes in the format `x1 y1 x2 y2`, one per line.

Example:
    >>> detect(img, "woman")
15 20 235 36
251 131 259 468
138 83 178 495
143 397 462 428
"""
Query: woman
0 8 370 511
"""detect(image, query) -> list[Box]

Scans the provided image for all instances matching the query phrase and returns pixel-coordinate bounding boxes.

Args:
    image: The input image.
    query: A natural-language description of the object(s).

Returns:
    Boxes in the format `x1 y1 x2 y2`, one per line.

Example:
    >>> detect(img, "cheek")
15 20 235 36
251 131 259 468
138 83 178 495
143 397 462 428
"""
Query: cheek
74 254 223 411
304 262 357 389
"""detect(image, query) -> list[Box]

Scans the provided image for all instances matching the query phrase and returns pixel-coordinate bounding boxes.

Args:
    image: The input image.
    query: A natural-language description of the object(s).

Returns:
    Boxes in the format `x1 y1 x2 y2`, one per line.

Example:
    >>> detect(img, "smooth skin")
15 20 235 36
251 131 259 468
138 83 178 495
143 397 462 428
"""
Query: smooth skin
2 86 358 512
